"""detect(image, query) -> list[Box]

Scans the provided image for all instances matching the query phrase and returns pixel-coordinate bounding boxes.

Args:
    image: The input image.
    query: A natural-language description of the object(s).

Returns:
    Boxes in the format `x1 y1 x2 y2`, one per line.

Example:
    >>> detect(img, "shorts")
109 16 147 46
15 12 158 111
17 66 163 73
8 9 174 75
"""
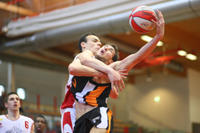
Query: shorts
60 107 76 133
74 107 113 133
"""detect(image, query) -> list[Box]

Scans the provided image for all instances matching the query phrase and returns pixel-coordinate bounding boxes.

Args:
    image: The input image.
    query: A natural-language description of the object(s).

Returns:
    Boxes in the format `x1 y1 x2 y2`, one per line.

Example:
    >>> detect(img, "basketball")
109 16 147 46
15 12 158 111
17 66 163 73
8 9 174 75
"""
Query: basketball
129 6 157 34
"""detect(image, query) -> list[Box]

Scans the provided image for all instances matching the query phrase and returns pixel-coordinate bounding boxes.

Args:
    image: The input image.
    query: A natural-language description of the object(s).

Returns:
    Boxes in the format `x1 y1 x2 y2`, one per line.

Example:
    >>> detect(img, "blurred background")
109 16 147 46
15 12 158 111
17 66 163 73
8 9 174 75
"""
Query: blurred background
0 0 200 133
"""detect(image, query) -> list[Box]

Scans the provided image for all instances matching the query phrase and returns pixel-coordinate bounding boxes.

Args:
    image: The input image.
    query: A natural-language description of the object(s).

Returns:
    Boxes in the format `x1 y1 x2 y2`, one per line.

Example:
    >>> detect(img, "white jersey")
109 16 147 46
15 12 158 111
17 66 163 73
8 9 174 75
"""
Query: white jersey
60 56 77 133
0 115 34 133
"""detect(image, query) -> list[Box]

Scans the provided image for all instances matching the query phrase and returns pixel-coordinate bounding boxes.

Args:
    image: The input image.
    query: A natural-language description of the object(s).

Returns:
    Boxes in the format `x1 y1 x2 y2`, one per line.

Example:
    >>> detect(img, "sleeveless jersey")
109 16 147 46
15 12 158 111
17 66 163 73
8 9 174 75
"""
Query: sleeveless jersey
0 115 34 133
60 56 78 133
60 54 96 109
60 55 80 109
71 76 112 107
60 74 76 133
60 74 75 109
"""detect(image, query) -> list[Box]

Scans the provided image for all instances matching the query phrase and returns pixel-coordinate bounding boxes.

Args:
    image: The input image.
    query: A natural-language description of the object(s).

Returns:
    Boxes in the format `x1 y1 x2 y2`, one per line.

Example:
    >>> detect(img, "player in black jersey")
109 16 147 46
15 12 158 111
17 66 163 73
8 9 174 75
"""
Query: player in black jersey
69 10 165 133
60 33 125 133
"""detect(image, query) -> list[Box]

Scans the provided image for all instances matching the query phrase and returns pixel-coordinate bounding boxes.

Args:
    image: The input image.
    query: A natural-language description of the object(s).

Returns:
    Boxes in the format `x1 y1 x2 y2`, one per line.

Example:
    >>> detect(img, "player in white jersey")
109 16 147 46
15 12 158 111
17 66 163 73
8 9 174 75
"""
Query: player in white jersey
60 33 125 133
0 92 34 133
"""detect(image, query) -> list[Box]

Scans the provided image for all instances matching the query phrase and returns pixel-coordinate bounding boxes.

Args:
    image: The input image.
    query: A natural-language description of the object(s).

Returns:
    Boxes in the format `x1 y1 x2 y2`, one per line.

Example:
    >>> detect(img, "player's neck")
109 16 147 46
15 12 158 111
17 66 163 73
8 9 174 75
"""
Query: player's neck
7 110 20 120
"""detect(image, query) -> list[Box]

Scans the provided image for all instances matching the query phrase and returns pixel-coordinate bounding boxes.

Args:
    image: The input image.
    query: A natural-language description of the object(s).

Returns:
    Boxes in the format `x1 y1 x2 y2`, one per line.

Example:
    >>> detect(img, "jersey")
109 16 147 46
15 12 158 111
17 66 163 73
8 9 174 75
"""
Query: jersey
0 115 34 133
60 56 79 133
61 54 81 109
60 74 75 109
60 74 76 133
71 76 112 107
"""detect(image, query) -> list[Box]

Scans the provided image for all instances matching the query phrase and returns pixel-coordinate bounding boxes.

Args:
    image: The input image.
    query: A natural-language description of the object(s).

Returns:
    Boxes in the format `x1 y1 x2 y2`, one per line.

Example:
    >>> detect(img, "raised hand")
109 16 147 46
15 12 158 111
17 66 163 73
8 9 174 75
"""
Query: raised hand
152 9 165 39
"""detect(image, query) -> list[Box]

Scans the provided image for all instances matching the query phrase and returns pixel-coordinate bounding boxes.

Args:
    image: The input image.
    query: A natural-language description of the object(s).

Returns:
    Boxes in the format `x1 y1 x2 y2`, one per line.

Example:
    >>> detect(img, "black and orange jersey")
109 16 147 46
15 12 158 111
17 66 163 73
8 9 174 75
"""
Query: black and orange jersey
70 76 111 107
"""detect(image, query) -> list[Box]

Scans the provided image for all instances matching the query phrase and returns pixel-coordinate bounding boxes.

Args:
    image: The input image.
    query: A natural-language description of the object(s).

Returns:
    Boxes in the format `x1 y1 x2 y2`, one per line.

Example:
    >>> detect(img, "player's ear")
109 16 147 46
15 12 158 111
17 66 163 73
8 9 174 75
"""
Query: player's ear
4 102 8 108
81 42 86 49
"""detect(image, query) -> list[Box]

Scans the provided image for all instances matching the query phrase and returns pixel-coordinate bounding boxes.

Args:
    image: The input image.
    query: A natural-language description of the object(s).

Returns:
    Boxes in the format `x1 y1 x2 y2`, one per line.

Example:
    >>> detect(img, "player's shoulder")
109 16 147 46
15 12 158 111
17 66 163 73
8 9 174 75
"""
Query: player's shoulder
0 115 6 121
0 115 6 118
76 50 94 61
80 50 93 56
20 115 34 122
0 115 5 118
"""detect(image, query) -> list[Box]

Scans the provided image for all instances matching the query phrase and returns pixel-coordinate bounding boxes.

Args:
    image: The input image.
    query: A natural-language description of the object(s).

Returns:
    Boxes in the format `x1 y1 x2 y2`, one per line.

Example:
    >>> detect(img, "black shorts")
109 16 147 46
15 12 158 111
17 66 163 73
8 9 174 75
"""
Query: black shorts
74 107 113 133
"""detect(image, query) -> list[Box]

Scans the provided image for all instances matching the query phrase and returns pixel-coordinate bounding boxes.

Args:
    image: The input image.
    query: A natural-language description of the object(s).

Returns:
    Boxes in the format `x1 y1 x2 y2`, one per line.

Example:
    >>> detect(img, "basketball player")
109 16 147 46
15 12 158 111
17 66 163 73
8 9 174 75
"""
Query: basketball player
60 33 125 133
70 9 164 133
0 92 35 133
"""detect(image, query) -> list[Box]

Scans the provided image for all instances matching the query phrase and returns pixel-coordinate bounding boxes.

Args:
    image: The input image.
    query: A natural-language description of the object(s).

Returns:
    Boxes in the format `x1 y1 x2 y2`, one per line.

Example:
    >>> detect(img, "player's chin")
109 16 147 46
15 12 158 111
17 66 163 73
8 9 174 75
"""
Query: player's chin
36 127 42 131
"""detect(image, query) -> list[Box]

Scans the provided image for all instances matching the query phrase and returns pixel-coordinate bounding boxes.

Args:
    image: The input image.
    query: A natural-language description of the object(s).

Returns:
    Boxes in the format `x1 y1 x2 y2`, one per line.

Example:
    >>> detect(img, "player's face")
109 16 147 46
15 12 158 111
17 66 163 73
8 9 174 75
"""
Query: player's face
96 45 115 63
85 35 102 54
35 117 46 132
5 94 21 111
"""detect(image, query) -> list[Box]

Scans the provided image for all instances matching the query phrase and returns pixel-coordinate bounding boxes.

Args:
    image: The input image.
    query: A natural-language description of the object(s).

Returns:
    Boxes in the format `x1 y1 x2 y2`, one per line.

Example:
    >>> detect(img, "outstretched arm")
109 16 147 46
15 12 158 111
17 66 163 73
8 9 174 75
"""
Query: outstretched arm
112 10 165 73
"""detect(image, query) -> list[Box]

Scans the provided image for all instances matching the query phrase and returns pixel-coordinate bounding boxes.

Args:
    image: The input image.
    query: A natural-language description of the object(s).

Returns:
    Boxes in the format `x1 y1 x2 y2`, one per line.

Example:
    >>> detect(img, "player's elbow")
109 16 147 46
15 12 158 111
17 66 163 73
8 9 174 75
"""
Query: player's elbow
68 64 77 75
80 58 92 65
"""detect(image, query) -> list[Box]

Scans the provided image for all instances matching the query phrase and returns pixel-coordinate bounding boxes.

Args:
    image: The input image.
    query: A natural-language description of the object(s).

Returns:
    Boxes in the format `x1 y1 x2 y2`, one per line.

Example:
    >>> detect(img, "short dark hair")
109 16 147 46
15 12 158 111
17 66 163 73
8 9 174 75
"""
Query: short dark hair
0 94 6 114
34 114 47 124
4 92 18 103
78 32 97 52
106 43 119 61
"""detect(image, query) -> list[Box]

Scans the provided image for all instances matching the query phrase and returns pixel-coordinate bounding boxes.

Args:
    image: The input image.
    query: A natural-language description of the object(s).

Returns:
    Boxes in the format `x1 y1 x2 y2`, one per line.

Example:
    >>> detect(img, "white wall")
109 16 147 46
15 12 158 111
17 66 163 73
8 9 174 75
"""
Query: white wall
188 69 200 127
0 61 8 87
0 61 67 106
108 72 190 132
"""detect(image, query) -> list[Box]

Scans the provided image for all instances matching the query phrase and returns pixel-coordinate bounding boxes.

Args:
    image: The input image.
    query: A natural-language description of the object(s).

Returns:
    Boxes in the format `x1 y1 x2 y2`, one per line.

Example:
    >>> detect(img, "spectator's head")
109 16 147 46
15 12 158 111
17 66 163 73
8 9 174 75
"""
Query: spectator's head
34 114 47 133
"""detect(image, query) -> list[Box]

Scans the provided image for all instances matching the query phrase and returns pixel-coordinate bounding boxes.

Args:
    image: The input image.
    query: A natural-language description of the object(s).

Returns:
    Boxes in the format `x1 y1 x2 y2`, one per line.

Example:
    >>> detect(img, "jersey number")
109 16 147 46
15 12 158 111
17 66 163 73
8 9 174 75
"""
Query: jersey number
25 121 29 129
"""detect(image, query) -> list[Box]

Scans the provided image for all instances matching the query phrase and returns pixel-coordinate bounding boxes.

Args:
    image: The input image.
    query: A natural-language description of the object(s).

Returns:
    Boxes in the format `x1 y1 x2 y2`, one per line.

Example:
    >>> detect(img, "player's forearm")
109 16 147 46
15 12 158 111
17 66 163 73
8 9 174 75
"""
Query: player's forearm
134 34 160 59
68 63 103 77
78 50 113 74
116 10 165 73
80 56 113 74
116 35 160 72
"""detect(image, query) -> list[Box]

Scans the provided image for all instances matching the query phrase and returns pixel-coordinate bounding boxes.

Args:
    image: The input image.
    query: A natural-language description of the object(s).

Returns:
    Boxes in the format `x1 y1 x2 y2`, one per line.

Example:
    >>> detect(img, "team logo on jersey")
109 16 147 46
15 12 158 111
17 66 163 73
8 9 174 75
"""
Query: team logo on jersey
0 118 2 121
72 79 77 88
